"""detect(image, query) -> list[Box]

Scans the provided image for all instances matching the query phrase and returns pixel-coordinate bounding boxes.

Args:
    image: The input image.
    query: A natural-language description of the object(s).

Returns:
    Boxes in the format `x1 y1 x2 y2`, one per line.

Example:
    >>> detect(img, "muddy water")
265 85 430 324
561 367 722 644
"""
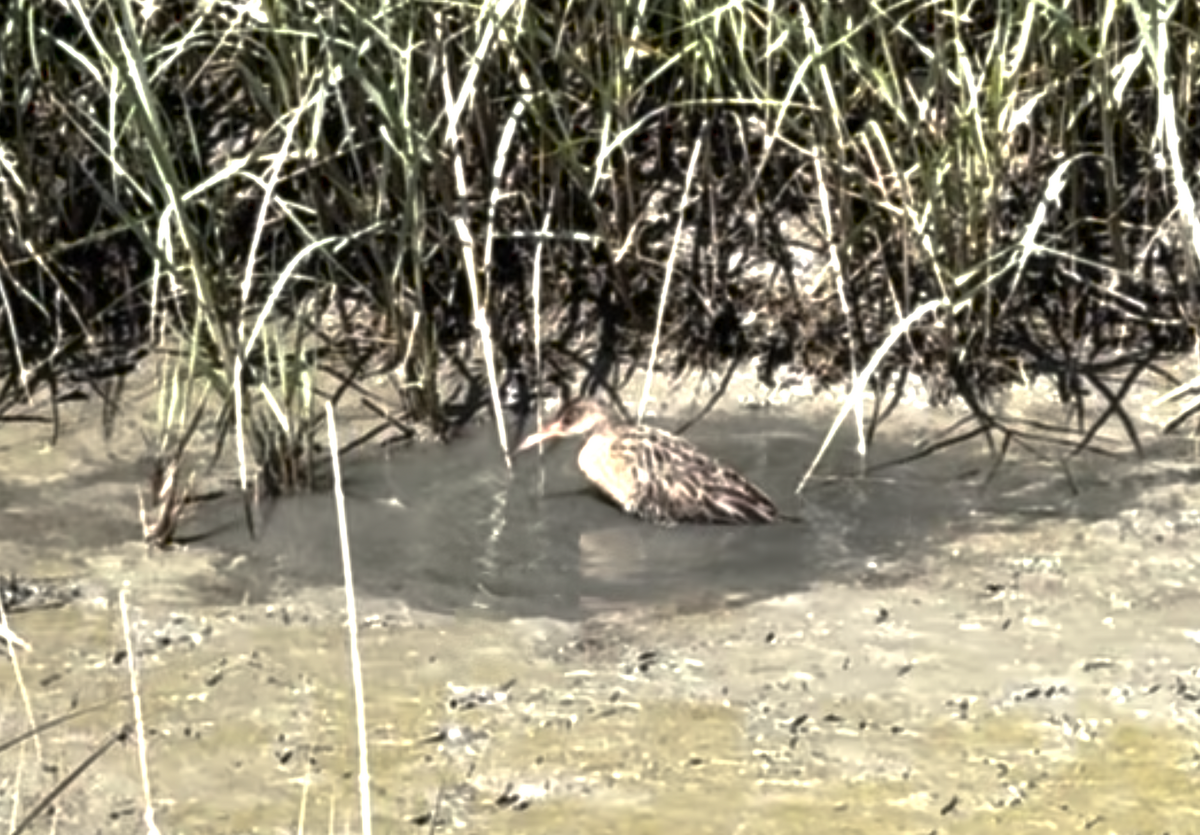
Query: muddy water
201 413 885 619
3 376 1200 833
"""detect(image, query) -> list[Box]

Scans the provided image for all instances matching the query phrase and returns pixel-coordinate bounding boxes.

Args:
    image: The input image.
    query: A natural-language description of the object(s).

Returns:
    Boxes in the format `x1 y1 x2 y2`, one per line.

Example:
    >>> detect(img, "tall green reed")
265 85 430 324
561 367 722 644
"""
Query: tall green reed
5 0 1199 480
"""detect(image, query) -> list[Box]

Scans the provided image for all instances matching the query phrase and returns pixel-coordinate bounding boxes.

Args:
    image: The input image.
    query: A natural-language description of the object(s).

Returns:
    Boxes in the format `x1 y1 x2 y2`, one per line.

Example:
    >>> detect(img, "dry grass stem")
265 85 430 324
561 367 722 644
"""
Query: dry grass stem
0 594 39 766
119 587 161 835
0 623 31 653
797 298 946 495
438 11 509 465
324 401 372 835
138 459 193 548
638 134 705 424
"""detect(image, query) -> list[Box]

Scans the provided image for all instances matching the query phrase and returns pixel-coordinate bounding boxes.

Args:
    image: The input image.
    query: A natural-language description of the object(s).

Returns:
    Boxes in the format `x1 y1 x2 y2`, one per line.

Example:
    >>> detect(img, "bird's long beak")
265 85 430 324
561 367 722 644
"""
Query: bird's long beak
515 421 567 454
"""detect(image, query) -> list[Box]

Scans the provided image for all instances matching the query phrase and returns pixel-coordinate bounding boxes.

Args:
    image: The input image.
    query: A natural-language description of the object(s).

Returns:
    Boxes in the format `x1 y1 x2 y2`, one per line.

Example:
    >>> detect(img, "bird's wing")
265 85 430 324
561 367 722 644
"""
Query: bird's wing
614 427 777 524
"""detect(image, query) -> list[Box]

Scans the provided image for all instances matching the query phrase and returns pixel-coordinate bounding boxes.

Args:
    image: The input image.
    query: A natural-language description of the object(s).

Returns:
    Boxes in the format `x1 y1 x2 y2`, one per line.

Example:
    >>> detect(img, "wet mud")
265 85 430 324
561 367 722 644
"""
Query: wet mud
2 370 1200 832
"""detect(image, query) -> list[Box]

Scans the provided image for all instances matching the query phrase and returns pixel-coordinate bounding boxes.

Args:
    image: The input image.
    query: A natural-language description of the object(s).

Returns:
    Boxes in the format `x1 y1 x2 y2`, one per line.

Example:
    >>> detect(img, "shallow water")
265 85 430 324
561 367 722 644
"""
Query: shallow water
4 377 1200 832
197 409 993 619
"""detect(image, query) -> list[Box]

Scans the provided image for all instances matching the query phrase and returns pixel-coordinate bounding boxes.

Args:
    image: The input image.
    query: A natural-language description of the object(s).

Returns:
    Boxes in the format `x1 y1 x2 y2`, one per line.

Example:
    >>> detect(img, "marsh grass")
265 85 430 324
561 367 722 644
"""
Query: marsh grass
3 6 1200 831
2 4 1200 830
1 0 1199 494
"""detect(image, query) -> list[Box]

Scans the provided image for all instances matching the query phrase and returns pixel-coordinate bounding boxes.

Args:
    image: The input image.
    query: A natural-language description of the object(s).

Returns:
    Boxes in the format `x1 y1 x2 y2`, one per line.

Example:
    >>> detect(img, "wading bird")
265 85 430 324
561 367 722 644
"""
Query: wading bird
517 398 779 525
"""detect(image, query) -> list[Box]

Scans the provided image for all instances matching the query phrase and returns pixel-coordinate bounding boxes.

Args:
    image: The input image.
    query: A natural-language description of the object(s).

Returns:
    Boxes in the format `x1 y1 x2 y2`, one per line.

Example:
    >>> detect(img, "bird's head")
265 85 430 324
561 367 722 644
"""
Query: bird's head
516 398 618 452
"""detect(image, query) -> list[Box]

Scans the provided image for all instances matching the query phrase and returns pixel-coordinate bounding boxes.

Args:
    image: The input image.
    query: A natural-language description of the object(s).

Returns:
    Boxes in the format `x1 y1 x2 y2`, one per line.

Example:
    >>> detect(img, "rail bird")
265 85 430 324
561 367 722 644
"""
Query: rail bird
517 398 779 525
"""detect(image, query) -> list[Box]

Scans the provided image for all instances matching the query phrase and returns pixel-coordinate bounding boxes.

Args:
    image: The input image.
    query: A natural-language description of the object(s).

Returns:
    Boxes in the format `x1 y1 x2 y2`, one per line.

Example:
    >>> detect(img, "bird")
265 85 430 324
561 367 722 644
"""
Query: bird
516 398 779 525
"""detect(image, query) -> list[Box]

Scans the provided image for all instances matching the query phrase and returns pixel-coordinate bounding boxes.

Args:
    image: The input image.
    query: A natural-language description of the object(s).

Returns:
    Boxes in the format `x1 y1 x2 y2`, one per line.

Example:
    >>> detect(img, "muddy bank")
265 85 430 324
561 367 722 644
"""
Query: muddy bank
2 369 1200 832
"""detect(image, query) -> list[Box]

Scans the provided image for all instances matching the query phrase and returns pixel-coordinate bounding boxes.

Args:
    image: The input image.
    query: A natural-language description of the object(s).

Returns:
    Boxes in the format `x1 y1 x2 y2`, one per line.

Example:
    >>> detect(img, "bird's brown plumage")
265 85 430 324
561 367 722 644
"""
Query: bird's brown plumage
517 399 778 525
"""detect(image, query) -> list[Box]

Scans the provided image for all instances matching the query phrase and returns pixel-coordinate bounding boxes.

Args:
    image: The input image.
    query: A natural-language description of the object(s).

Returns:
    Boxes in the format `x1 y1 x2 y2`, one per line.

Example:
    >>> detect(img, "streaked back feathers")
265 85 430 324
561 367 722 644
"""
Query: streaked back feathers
520 398 778 526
